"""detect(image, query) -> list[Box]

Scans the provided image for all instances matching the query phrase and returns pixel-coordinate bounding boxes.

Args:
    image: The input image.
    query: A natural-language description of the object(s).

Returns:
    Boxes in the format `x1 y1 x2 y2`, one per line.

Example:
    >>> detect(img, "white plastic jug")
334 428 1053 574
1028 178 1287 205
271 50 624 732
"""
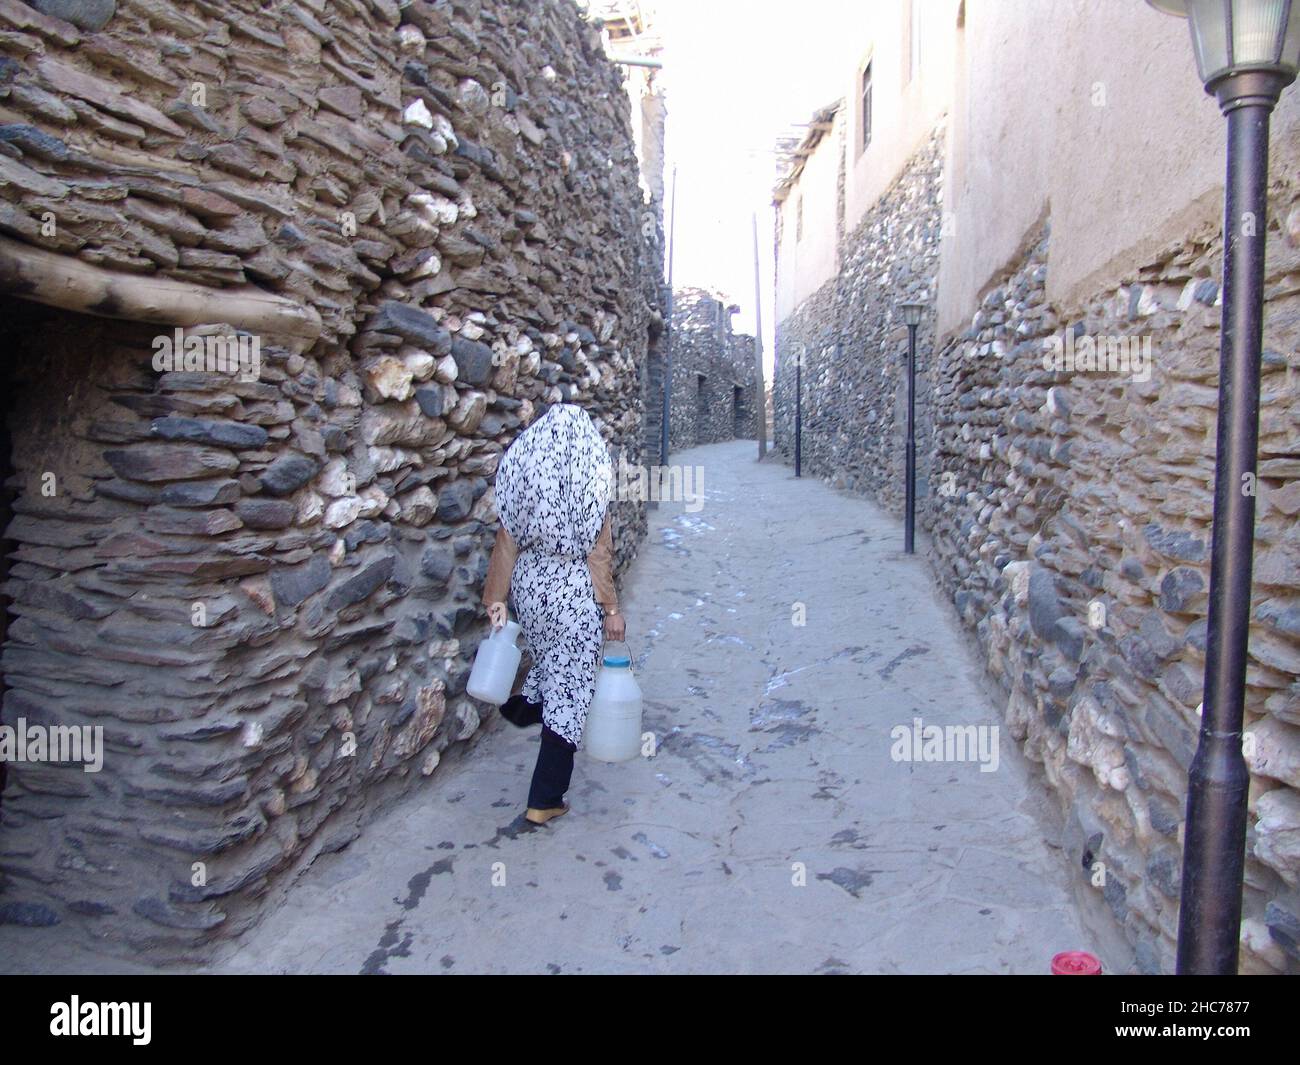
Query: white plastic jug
584 646 642 763
466 620 522 705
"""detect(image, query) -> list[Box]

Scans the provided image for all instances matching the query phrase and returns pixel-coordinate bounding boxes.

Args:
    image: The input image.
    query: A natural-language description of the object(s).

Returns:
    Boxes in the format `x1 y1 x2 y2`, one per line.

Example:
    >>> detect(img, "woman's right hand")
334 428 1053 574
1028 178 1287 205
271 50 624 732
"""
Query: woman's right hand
488 602 508 631
603 609 625 642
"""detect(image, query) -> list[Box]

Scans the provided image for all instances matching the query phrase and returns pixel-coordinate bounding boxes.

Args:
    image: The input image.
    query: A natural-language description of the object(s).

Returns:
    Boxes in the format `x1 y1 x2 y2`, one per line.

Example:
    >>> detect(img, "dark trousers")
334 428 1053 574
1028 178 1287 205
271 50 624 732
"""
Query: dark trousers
528 725 576 810
502 694 576 810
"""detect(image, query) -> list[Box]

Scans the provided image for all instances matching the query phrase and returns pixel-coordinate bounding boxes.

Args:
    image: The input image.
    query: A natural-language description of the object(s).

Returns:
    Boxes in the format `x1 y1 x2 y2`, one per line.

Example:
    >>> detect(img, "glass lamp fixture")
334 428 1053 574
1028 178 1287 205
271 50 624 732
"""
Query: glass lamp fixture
899 301 926 327
1149 0 1300 102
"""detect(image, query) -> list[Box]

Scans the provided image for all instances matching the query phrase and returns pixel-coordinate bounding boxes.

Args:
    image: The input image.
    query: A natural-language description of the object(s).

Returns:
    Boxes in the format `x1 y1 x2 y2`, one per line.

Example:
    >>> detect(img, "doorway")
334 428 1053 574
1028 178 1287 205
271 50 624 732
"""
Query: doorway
642 317 665 467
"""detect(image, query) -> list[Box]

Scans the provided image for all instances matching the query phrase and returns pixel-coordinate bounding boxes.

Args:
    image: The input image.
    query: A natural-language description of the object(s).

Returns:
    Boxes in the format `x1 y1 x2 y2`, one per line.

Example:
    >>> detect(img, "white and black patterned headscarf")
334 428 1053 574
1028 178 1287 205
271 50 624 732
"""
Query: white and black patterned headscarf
495 404 611 558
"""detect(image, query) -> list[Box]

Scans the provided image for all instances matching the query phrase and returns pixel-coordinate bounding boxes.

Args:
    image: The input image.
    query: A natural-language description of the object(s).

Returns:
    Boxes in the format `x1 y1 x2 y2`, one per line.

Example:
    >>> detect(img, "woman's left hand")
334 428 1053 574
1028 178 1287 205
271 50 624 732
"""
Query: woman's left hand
604 610 625 642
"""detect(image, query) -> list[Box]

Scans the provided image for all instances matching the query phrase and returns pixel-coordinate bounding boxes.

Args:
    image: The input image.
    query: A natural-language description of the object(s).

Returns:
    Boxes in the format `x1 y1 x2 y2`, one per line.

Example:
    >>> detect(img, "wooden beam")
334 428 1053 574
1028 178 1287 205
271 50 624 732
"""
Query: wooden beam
0 234 322 341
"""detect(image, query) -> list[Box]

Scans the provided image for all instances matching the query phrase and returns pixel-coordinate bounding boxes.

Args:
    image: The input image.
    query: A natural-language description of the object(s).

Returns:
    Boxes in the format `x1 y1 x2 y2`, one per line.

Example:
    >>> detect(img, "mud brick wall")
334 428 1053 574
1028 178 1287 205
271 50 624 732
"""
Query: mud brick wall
0 0 663 954
669 286 757 450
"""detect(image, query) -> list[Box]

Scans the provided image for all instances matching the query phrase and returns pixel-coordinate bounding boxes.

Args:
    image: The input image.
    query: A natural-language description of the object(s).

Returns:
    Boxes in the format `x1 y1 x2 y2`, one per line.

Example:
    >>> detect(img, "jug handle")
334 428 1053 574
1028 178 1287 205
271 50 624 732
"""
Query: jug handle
603 637 636 672
490 611 521 646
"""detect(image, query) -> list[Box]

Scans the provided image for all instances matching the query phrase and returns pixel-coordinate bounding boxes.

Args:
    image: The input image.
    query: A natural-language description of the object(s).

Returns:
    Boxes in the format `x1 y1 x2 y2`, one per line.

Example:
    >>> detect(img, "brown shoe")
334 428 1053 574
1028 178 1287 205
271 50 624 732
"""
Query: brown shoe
525 804 569 825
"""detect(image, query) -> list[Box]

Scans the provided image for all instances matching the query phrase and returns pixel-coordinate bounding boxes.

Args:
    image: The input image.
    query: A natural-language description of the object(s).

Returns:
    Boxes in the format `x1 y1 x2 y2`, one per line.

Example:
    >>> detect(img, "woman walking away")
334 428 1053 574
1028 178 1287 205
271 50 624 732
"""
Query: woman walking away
482 403 626 825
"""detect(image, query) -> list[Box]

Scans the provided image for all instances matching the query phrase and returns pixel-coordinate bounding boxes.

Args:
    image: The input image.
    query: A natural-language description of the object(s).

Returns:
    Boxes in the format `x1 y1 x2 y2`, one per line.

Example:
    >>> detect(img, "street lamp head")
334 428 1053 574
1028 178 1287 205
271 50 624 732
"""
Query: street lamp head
1149 0 1300 102
899 301 927 328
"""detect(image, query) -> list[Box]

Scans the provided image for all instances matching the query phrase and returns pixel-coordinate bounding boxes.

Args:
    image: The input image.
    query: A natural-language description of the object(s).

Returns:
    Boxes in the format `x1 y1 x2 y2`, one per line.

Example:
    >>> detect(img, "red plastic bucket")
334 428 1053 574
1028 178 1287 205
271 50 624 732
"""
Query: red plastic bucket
1051 950 1102 975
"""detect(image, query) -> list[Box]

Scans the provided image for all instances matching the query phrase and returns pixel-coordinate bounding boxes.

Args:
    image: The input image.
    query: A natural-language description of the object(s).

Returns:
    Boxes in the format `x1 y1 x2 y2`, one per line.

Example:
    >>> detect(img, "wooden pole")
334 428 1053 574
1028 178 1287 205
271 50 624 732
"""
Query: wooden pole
0 234 322 341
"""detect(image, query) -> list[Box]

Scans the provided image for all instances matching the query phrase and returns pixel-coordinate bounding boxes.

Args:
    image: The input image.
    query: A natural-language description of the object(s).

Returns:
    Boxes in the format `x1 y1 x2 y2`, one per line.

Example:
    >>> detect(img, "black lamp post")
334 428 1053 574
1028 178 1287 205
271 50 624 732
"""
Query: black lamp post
794 345 803 478
661 164 677 470
899 300 926 554
1148 0 1300 975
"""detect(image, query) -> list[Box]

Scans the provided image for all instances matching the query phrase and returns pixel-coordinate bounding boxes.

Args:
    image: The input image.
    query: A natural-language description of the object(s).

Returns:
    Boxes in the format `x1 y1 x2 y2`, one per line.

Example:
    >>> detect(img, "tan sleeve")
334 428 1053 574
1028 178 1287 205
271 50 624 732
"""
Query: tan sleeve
587 516 618 610
483 526 518 607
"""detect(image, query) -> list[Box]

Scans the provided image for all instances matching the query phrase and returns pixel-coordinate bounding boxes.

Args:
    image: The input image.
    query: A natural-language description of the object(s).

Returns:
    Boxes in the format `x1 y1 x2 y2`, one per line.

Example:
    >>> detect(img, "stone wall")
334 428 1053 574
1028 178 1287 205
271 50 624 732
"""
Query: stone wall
772 122 944 508
773 109 1300 973
669 286 757 452
0 0 663 955
923 219 1300 974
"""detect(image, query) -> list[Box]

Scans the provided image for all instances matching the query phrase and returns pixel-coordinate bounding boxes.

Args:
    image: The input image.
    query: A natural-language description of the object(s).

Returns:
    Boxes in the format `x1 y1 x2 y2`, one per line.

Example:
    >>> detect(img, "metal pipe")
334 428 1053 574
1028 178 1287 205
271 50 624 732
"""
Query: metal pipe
1176 70 1284 975
905 323 917 554
609 55 664 68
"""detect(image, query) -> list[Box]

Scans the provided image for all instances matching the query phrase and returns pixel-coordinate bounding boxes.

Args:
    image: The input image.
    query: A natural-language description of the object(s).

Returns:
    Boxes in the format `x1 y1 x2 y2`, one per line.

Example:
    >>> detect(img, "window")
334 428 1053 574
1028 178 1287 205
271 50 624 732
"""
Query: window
861 62 873 152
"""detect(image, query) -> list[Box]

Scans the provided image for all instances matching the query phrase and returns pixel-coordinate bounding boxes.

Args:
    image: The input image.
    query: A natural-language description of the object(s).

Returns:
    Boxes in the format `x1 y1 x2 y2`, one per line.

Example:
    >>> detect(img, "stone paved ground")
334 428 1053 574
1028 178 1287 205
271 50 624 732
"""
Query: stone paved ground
1 439 1110 975
206 439 1107 974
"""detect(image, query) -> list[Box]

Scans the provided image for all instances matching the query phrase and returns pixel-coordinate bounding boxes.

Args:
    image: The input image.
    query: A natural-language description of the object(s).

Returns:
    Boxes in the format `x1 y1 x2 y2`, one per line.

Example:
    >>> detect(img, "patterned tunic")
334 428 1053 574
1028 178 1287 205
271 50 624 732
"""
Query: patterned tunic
486 405 613 747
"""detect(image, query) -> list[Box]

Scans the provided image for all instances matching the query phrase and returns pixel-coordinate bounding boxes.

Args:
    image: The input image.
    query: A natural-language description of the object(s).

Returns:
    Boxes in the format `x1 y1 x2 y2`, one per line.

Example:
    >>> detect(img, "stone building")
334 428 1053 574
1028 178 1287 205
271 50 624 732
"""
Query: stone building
772 0 1300 974
0 0 663 955
585 1 669 467
587 1 665 206
668 286 758 451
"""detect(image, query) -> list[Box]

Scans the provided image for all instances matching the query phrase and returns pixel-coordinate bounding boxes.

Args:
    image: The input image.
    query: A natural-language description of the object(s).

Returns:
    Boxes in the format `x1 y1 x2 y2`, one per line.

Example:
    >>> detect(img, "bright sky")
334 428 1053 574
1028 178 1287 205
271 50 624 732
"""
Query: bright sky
654 0 861 375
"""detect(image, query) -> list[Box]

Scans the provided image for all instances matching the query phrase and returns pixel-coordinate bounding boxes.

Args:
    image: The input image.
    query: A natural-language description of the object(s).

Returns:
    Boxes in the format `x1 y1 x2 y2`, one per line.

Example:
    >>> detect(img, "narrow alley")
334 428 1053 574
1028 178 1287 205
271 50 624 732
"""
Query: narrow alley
1 0 1297 1009
195 441 1093 975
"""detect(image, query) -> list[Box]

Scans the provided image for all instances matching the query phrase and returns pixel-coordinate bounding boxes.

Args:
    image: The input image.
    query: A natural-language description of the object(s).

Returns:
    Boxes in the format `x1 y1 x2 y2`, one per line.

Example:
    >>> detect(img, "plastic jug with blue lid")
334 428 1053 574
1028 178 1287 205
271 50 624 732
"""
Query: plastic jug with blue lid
585 641 642 763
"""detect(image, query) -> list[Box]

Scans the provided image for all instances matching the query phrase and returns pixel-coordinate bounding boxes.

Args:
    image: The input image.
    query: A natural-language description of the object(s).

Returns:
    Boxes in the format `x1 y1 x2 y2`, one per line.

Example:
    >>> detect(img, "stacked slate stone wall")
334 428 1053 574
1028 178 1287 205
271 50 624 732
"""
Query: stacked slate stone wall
669 286 757 451
0 0 663 954
772 123 944 505
773 111 1300 972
